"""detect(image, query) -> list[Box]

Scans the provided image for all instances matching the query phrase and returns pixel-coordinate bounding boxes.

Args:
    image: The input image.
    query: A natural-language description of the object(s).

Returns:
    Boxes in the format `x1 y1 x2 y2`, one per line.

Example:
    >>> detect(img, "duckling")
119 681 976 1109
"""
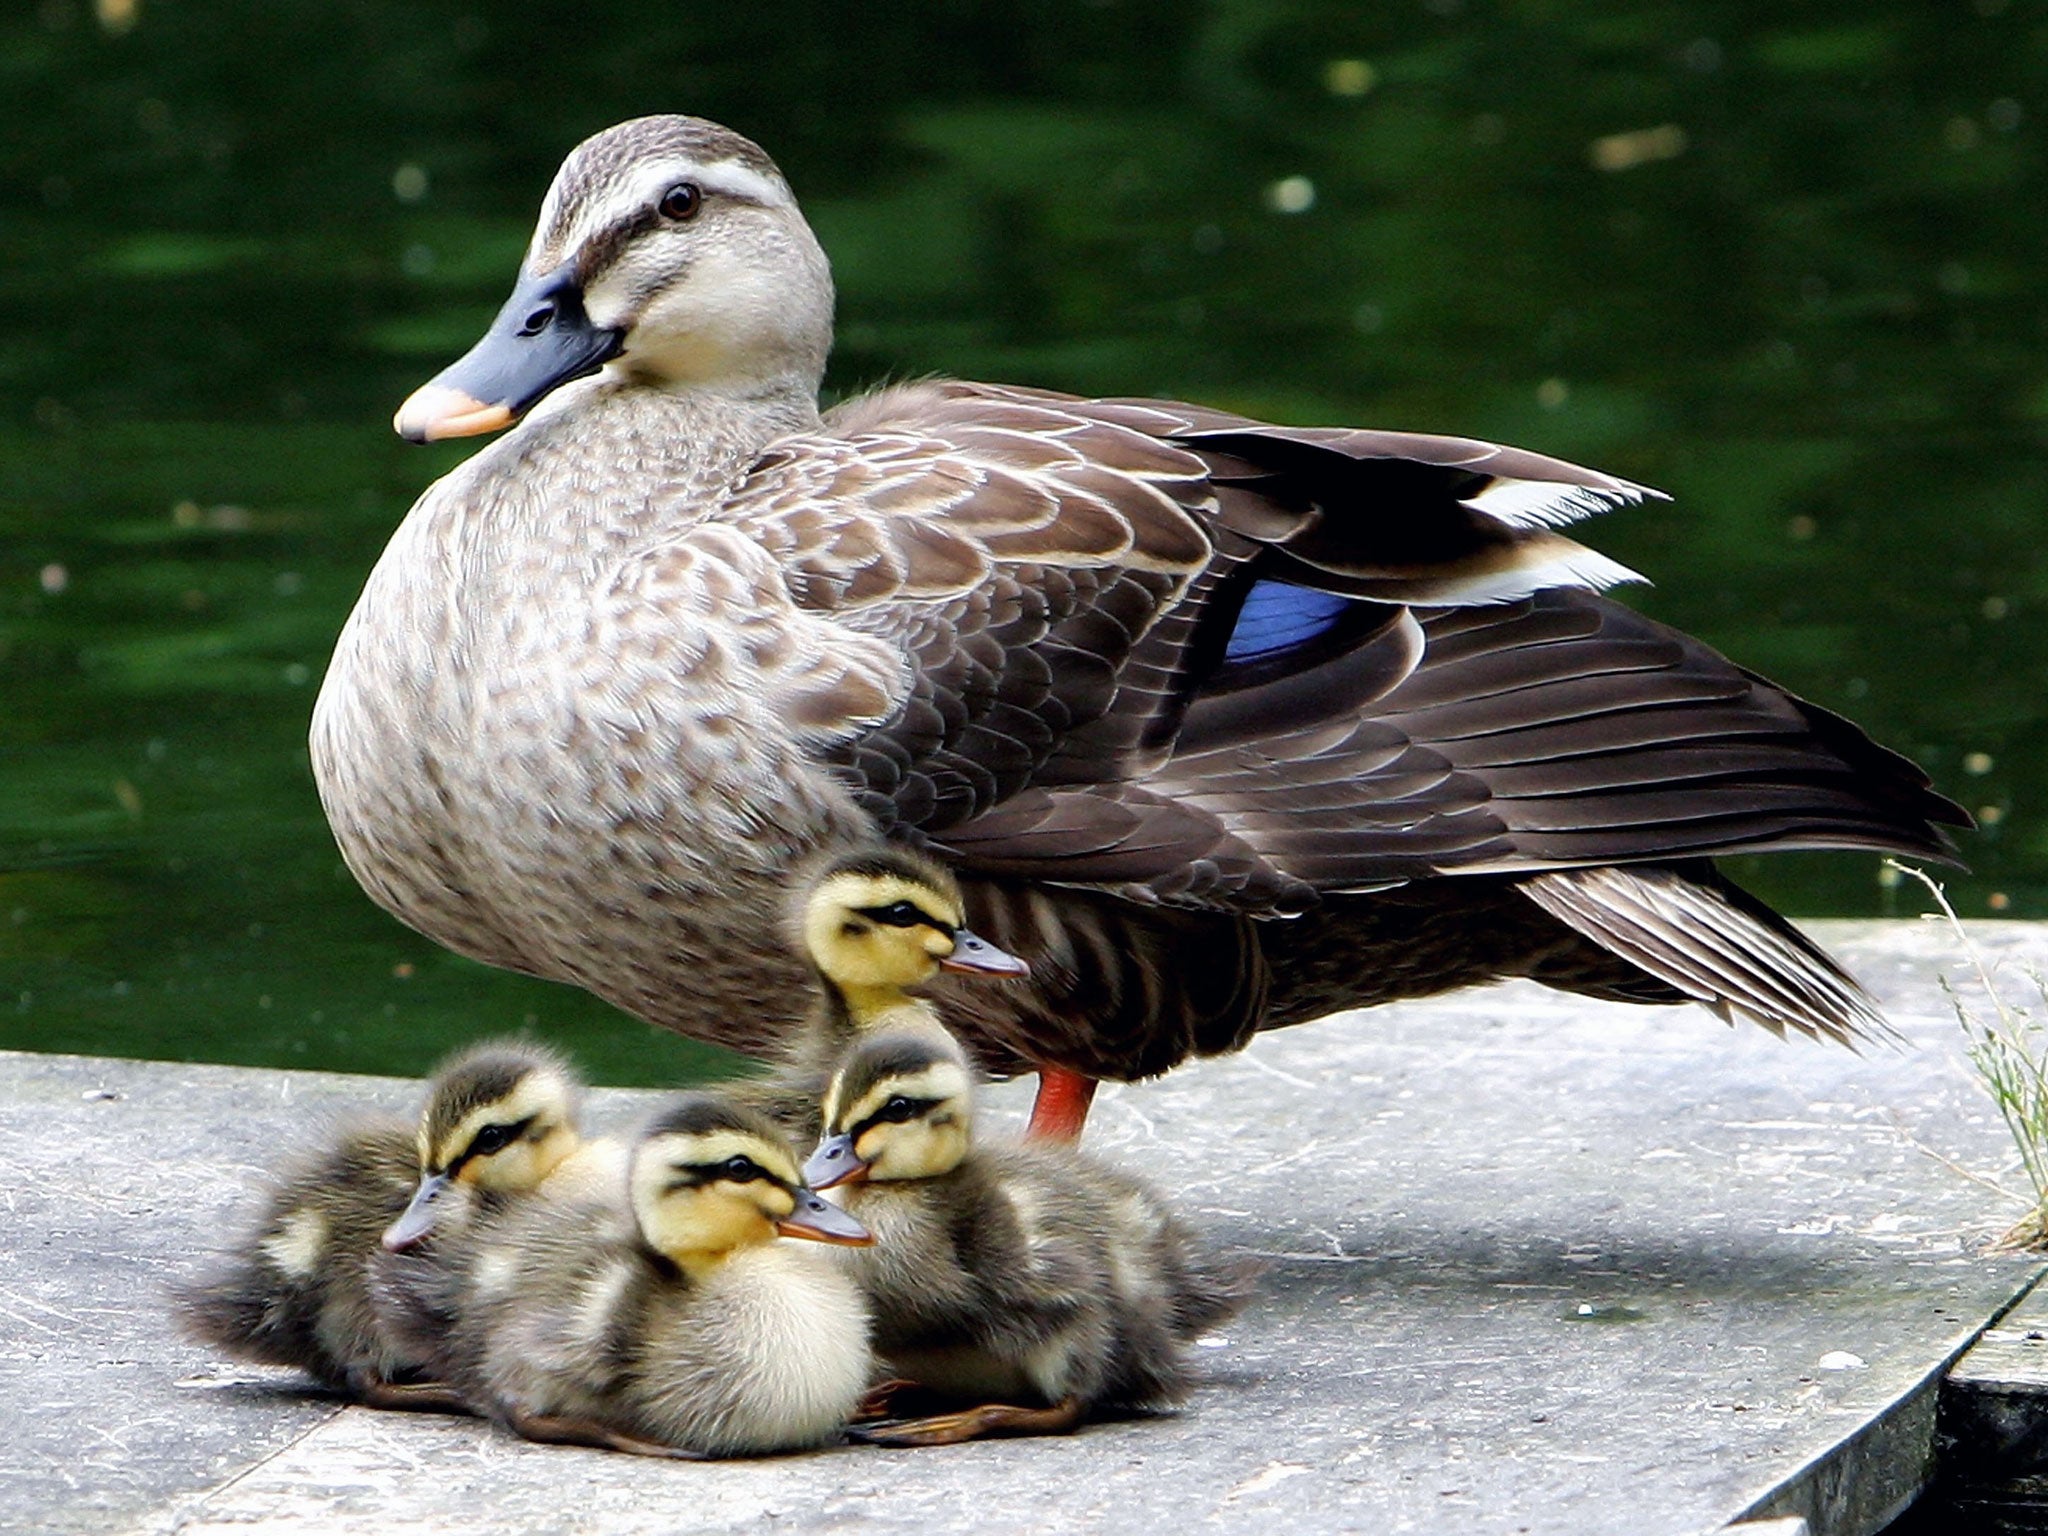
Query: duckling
368 1039 626 1385
734 846 1027 1141
175 1038 595 1407
382 1038 617 1249
804 1021 1251 1445
434 1093 874 1457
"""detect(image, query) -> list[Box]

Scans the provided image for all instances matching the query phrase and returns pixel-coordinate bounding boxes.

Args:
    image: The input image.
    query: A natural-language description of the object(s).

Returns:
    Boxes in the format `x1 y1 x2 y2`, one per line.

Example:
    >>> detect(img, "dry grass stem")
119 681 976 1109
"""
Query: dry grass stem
1887 859 2048 1250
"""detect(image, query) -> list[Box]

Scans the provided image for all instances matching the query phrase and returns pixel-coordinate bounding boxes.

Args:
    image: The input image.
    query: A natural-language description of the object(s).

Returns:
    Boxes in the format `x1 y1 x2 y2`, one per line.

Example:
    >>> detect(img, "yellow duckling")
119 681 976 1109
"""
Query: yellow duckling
437 1093 875 1457
738 846 1027 1139
175 1038 595 1406
805 1021 1251 1445
382 1039 619 1249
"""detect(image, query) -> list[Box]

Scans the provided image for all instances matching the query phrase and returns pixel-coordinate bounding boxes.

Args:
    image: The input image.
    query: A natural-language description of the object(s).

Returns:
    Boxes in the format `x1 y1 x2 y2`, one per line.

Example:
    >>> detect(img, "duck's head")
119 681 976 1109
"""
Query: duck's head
805 1022 975 1188
631 1094 870 1273
395 114 833 443
382 1040 585 1251
802 849 1029 1010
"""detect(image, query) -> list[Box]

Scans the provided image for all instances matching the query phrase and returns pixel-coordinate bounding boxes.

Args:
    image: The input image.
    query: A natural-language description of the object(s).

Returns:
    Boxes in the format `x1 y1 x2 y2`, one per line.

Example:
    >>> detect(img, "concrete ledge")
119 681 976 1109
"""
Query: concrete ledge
4 919 2046 1535
1930 1269 2048 1531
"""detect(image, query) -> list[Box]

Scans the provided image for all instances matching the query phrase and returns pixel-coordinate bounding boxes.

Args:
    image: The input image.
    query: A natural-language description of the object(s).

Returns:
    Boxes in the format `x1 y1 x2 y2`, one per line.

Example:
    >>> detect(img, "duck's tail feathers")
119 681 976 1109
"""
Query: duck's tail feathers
1168 1246 1262 1340
1516 863 1897 1048
170 1269 309 1366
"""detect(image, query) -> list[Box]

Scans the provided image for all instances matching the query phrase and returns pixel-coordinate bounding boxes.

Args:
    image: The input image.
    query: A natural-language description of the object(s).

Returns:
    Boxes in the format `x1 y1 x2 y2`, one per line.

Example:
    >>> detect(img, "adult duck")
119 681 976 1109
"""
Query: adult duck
312 115 1966 1140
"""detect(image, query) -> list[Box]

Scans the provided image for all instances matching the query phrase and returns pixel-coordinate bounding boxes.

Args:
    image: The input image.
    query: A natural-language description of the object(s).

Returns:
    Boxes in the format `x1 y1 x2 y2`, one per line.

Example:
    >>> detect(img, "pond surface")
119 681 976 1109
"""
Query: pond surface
3 2 2044 1083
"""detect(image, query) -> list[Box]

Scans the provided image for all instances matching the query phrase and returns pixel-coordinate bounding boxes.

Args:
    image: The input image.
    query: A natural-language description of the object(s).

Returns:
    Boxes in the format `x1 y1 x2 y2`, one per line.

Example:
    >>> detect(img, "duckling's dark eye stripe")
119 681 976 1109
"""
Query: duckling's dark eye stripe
664 1162 797 1192
853 902 955 936
447 1113 537 1176
850 1097 941 1140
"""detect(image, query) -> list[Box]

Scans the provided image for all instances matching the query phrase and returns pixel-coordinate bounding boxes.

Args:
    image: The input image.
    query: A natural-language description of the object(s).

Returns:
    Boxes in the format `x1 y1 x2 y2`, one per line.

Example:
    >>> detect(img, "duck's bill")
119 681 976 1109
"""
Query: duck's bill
801 1133 871 1191
775 1188 872 1246
393 264 622 443
381 1171 455 1252
939 927 1030 978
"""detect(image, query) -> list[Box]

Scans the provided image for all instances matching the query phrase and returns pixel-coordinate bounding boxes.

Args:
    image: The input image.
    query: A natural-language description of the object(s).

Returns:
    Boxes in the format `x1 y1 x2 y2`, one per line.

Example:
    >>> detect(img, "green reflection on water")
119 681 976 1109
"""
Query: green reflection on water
3 2 2041 1083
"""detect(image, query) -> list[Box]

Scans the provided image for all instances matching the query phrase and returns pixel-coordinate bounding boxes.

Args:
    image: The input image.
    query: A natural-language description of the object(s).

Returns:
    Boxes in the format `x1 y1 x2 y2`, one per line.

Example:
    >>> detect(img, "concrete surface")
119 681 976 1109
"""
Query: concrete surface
5 919 2047 1536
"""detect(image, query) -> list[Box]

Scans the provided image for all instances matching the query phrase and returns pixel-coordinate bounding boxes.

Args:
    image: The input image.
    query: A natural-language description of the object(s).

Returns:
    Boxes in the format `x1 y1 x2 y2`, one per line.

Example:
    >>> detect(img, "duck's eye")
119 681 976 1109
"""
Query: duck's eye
872 901 926 928
878 1096 922 1124
658 183 702 221
721 1155 764 1183
469 1123 516 1157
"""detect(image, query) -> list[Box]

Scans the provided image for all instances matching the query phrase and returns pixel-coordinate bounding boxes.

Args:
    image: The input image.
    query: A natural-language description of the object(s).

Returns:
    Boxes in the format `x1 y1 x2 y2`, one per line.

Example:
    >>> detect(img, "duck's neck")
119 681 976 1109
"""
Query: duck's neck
562 366 818 456
662 1235 773 1284
453 373 823 563
830 984 941 1036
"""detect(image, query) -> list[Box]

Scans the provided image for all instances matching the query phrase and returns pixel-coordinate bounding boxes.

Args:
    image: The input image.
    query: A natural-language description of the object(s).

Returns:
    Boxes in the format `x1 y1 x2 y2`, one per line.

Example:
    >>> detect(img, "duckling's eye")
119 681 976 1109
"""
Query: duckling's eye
871 902 926 928
878 1096 922 1124
721 1155 764 1183
469 1123 516 1157
658 183 702 221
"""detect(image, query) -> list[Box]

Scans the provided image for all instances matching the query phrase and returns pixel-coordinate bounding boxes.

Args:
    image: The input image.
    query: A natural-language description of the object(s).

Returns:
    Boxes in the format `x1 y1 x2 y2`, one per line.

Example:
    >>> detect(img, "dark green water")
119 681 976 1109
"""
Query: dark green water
4 2 2044 1084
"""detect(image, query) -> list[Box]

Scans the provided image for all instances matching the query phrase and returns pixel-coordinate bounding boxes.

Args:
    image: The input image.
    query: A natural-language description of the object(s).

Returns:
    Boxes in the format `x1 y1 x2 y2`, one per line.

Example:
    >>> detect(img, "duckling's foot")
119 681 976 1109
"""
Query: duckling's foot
507 1408 708 1460
1025 1069 1097 1143
851 1395 1086 1446
852 1378 924 1422
358 1378 471 1415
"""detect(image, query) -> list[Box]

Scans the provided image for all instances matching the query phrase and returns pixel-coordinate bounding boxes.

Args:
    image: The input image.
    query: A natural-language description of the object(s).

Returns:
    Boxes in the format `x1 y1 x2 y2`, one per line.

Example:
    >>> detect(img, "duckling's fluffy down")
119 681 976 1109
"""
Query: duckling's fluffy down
438 1190 873 1456
840 1141 1251 1413
174 1116 421 1392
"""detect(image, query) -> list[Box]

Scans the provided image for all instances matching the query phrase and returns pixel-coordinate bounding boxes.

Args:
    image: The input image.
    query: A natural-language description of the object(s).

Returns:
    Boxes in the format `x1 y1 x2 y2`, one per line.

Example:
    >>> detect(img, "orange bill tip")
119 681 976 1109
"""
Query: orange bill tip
393 384 517 444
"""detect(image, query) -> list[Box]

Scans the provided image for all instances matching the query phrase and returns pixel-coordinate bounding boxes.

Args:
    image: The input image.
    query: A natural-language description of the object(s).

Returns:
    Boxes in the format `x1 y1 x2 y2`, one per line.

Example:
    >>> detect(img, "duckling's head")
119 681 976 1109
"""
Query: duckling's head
382 1041 585 1251
631 1095 869 1273
395 114 833 443
802 849 1029 1011
805 1023 976 1188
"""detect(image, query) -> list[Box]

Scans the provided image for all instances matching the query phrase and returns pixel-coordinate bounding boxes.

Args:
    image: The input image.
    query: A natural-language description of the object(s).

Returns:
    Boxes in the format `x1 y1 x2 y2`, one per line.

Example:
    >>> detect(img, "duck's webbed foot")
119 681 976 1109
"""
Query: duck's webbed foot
357 1377 471 1415
505 1407 708 1459
851 1395 1086 1446
852 1378 925 1422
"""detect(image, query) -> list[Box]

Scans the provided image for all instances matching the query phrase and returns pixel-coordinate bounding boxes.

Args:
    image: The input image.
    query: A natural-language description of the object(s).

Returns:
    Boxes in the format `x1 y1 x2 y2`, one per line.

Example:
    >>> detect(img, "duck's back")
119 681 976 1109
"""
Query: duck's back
368 1137 627 1383
977 1142 1250 1409
438 1186 644 1425
844 1142 1242 1411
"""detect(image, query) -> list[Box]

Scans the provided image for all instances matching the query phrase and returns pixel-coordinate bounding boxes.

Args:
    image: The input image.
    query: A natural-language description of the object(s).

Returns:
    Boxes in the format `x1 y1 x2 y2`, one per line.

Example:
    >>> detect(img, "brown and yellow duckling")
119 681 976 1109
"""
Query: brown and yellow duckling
805 1022 1251 1445
175 1039 594 1407
382 1040 620 1249
432 1093 874 1457
736 846 1027 1141
368 1042 626 1380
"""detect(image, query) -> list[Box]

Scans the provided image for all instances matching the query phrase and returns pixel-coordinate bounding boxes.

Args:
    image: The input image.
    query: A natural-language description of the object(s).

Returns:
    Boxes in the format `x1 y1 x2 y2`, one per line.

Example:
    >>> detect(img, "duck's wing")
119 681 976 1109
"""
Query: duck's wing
727 381 1964 915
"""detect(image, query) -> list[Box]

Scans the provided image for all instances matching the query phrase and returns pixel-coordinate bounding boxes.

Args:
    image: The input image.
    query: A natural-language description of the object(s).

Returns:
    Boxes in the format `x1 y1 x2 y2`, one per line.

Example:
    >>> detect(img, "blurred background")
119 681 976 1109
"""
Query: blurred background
2 0 2042 1084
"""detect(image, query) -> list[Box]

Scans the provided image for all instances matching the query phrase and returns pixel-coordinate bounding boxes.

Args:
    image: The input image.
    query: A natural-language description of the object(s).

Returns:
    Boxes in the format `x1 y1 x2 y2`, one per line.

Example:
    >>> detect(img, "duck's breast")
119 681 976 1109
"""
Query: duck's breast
310 403 890 1045
635 1243 872 1454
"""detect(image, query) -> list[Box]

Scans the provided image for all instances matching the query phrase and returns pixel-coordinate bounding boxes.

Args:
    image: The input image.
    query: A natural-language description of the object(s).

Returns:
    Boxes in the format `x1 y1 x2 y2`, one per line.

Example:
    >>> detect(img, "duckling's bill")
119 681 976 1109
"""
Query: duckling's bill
801 1133 867 1192
939 928 1029 978
394 265 621 443
381 1171 454 1251
775 1187 872 1245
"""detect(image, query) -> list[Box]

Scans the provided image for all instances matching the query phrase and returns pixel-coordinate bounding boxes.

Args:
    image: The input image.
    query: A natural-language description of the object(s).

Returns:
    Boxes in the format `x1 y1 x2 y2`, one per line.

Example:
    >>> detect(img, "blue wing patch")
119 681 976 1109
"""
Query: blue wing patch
1223 580 1355 662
